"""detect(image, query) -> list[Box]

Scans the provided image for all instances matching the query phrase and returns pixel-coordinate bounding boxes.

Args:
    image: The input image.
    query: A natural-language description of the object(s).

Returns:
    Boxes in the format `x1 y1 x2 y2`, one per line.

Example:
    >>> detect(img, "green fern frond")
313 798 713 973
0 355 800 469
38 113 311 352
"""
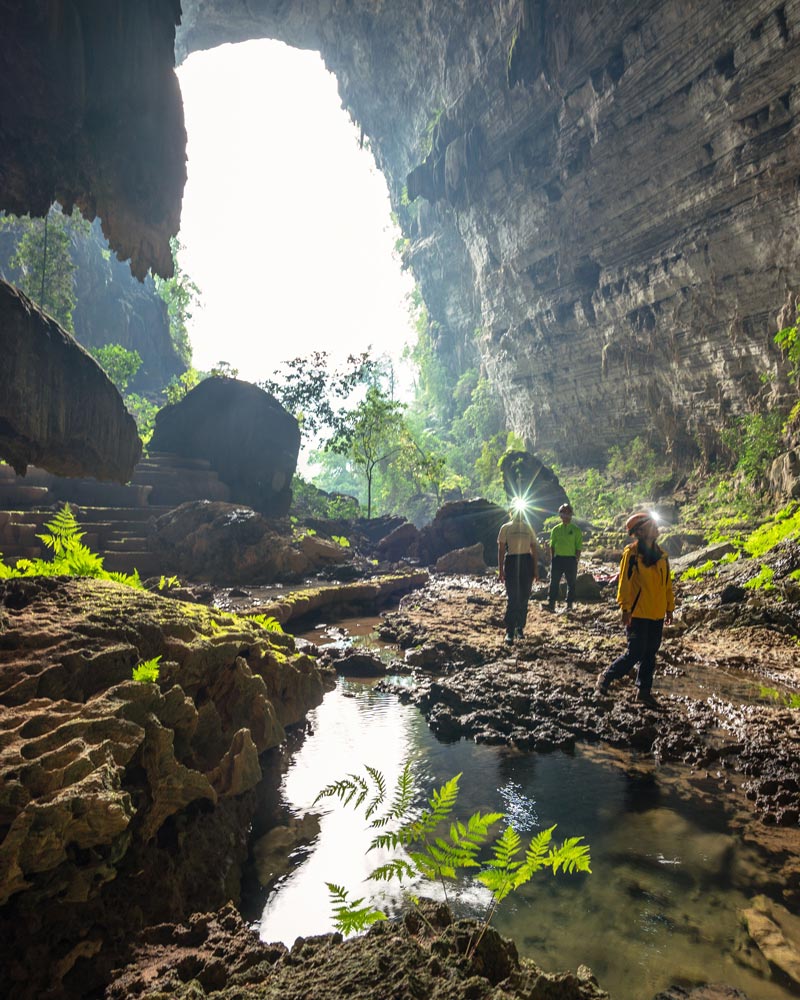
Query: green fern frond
490 825 523 869
402 773 461 844
523 824 556 872
247 613 284 632
364 765 386 819
108 569 144 589
132 655 161 683
381 760 416 824
546 836 592 876
369 829 405 852
367 859 417 883
37 503 84 556
325 882 386 936
314 773 370 809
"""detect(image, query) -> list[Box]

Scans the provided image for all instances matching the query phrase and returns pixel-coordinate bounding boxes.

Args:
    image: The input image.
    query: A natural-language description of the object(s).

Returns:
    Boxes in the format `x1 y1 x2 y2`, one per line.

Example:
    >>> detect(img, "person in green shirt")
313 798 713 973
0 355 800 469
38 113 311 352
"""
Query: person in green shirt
545 503 582 612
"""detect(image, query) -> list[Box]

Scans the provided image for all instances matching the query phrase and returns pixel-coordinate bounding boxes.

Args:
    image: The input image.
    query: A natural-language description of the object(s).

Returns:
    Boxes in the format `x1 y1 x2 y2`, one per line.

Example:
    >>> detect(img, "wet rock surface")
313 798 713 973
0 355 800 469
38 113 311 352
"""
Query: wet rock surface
0 576 334 1000
106 899 610 1000
377 572 800 922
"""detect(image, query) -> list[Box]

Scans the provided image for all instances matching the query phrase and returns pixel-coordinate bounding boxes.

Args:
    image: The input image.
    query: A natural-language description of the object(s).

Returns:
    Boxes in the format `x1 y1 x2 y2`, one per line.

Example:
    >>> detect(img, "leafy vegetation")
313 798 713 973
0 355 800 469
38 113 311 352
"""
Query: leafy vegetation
246 614 284 633
0 204 90 331
132 656 161 684
152 237 199 366
759 685 800 709
0 504 143 588
744 564 775 591
315 762 591 955
680 560 716 581
90 343 143 394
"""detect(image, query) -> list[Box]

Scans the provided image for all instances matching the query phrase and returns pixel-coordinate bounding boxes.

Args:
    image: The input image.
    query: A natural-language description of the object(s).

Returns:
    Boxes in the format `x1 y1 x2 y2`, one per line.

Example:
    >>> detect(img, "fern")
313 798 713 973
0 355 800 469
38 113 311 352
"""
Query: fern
158 574 180 590
246 613 284 633
0 503 146 589
316 762 591 948
132 655 161 683
326 883 386 935
36 503 84 556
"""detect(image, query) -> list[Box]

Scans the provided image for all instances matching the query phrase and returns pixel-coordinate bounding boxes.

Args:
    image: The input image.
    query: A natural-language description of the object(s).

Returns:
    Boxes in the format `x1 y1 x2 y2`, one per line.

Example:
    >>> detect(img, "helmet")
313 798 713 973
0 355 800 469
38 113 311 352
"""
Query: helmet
626 511 654 535
558 503 573 514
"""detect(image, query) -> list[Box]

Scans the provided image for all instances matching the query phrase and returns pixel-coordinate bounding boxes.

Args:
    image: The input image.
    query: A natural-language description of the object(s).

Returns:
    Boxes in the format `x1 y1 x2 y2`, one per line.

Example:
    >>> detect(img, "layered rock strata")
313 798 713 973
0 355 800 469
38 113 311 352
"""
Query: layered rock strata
0 576 334 999
177 0 800 463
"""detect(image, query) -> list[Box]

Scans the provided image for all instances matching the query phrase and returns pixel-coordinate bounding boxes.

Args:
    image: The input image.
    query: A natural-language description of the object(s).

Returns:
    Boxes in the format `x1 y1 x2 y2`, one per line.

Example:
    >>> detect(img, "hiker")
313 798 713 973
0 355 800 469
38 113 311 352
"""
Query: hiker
545 502 582 612
595 511 674 707
497 505 540 644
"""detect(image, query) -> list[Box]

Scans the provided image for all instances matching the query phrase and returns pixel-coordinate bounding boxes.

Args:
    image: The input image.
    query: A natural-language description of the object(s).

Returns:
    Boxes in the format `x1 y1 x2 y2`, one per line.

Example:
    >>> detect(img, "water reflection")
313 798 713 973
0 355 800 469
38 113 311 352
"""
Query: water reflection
258 678 793 1000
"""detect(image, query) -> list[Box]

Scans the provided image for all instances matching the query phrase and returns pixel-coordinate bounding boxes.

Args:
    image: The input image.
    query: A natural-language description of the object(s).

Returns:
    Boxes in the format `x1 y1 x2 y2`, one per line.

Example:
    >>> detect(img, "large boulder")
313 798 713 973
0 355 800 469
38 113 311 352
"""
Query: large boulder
149 501 308 583
0 281 141 480
417 499 508 566
499 452 570 530
150 378 300 516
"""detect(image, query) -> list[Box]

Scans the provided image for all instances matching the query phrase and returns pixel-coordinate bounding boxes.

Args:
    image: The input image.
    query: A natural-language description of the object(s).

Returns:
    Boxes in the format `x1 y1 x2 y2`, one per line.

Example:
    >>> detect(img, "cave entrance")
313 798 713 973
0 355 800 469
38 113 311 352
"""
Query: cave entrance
176 39 414 393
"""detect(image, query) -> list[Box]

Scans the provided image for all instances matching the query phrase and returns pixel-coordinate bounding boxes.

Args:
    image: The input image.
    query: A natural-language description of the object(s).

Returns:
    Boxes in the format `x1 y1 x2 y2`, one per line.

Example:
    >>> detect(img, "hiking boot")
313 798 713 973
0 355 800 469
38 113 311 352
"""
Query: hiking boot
595 674 610 696
515 628 524 639
504 633 514 645
636 690 659 708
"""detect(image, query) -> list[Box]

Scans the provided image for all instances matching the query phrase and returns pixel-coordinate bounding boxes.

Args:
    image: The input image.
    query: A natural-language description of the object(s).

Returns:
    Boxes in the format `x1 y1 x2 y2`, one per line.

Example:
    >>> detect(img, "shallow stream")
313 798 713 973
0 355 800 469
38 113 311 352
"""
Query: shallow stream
254 617 795 1000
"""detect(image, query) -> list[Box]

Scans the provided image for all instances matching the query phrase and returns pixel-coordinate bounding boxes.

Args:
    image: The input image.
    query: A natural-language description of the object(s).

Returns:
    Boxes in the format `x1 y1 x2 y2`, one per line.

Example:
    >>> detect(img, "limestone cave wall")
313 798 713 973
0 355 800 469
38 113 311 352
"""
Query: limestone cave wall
4 1 800 471
178 0 800 465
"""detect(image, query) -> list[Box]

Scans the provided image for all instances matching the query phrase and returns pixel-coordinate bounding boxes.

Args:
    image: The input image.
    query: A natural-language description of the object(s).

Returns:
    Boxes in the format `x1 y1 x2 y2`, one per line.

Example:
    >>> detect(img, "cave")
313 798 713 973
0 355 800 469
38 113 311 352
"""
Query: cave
2 5 800 1000
4 0 800 476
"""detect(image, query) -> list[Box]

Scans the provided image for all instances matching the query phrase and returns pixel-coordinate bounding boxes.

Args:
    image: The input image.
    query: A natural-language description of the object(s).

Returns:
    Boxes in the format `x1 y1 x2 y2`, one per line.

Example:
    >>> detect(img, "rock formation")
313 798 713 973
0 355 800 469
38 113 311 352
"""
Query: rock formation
0 281 141 480
0 1 185 281
4 2 800 469
175 0 800 465
149 378 301 516
0 575 334 999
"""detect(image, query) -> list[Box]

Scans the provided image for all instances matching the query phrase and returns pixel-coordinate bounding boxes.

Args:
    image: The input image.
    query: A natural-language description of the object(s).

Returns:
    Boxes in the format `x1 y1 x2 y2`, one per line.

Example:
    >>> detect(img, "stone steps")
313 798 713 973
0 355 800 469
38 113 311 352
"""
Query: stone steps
0 453 233 578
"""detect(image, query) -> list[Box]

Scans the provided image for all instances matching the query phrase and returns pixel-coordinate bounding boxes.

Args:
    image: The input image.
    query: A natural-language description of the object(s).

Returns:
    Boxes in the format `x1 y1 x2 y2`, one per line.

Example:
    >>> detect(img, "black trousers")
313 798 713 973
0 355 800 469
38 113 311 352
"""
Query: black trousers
604 617 664 694
548 554 578 606
503 553 534 634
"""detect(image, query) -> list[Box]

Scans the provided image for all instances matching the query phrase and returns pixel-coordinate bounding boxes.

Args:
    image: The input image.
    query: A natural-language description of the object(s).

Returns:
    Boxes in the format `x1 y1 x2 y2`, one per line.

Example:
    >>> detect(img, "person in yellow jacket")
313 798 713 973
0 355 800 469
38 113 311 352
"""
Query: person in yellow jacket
595 511 675 707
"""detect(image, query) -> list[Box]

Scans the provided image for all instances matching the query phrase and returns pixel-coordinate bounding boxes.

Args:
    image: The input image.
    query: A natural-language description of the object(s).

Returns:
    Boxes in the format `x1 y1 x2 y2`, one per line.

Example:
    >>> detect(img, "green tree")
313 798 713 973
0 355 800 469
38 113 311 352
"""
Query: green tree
2 204 89 331
261 350 385 437
90 343 142 393
153 237 199 366
327 386 407 519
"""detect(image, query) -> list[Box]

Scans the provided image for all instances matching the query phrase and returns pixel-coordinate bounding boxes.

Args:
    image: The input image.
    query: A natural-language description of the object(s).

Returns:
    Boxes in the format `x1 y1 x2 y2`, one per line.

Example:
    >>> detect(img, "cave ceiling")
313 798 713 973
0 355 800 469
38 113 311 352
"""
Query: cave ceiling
3 0 800 468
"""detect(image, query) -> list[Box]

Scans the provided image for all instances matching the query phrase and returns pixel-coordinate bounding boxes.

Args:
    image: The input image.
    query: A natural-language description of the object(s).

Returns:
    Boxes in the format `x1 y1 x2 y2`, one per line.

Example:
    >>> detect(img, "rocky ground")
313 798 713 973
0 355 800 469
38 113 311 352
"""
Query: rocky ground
2 536 799 1000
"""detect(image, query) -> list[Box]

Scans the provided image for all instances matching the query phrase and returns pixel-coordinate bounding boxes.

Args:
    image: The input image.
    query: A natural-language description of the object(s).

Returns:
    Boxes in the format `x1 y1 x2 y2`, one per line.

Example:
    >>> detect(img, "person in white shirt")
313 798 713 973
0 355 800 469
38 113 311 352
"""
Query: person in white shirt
497 506 540 643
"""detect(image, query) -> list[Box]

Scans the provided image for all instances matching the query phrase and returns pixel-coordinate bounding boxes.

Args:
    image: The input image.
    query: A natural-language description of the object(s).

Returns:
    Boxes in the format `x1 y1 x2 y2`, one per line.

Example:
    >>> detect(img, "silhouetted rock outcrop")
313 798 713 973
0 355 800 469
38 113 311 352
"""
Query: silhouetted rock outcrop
149 379 300 516
0 281 141 480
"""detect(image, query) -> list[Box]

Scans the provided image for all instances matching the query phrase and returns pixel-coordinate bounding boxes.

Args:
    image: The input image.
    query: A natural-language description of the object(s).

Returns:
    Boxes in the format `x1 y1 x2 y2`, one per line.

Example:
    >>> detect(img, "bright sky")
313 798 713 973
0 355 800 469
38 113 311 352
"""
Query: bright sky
176 40 416 389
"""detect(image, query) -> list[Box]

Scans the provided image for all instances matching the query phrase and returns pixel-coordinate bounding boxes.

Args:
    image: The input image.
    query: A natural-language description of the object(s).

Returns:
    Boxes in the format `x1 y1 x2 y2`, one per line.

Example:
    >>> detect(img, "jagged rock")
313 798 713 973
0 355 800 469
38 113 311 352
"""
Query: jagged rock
0 576 334 1000
0 2 184 280
671 542 739 575
250 570 430 628
150 378 300 516
770 448 800 500
418 499 507 566
500 451 569 529
0 281 141 480
435 542 487 574
333 651 386 677
300 533 350 564
375 520 421 561
719 584 747 605
252 814 321 888
149 501 309 583
107 899 610 1000
654 986 752 999
739 894 800 986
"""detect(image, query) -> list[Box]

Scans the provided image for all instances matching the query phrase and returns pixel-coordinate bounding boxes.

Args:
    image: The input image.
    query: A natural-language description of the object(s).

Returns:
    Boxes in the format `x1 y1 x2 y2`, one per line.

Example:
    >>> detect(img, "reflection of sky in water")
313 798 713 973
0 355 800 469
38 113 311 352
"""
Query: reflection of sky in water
259 672 794 1000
